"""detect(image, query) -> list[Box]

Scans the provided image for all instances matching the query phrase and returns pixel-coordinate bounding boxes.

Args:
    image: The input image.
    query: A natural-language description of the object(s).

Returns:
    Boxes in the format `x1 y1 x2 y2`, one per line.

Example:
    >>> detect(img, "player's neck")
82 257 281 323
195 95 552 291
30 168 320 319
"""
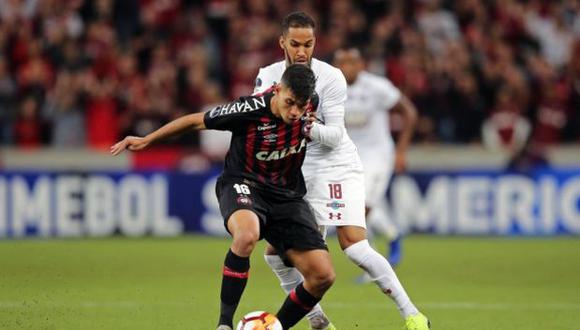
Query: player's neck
270 95 281 119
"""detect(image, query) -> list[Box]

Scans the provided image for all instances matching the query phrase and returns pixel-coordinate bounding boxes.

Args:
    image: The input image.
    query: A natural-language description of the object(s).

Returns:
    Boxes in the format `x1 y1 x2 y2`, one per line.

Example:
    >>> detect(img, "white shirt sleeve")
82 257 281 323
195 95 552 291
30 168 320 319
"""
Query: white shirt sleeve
376 77 402 111
309 70 347 148
253 68 269 94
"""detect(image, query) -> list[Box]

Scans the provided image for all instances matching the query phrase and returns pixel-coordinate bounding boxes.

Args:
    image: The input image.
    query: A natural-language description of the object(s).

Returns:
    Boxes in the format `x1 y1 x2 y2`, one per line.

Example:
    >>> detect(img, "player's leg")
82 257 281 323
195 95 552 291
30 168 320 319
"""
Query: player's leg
337 225 430 329
264 197 334 330
336 225 420 318
263 243 332 330
215 178 267 329
218 209 261 329
275 248 335 330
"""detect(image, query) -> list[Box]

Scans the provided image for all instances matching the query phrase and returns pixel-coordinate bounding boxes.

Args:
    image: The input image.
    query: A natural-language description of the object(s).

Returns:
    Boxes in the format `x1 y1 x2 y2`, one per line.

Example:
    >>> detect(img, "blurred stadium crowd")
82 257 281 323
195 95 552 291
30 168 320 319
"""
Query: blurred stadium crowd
0 0 579 151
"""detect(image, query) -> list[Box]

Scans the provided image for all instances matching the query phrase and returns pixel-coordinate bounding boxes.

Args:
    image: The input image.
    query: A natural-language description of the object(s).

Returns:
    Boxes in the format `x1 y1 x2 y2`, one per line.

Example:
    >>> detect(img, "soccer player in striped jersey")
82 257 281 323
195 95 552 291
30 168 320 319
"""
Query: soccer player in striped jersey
254 12 430 330
112 64 336 330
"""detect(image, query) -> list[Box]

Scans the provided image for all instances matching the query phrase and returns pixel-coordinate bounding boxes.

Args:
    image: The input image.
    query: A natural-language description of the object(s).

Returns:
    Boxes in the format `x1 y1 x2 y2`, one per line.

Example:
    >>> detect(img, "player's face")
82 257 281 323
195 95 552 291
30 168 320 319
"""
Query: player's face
273 84 309 124
279 27 316 66
333 49 364 84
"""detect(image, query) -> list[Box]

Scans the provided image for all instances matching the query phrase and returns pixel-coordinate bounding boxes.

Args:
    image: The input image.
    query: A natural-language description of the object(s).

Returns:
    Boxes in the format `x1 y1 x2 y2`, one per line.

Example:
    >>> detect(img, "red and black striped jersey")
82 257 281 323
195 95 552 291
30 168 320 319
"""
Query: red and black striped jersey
203 92 309 197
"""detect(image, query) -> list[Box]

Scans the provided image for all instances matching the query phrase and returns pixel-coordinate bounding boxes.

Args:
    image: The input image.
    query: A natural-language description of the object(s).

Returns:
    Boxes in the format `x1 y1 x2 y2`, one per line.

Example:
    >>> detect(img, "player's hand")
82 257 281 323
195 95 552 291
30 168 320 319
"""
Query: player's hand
394 150 407 174
110 136 150 156
302 111 317 138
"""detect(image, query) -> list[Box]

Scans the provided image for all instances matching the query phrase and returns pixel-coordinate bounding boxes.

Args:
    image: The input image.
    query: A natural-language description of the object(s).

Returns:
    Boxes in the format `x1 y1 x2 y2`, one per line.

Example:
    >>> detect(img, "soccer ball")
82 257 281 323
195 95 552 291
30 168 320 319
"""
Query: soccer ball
236 311 283 330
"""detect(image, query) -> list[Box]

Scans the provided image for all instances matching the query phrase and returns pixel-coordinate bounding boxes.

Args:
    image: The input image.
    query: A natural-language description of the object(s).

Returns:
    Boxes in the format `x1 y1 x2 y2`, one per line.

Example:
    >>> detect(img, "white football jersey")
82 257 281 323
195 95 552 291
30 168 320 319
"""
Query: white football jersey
344 71 401 161
254 59 360 174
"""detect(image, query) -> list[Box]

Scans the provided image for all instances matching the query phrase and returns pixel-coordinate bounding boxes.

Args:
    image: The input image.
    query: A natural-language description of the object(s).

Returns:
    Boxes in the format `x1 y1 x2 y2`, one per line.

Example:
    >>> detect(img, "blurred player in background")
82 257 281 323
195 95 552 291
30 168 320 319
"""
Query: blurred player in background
334 46 418 277
254 12 429 330
112 65 336 330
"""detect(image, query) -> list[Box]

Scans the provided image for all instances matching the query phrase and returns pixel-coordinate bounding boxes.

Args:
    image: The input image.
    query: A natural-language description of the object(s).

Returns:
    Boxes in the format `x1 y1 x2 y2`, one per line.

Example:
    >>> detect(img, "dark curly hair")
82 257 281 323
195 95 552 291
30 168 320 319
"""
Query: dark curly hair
281 64 316 106
281 11 316 35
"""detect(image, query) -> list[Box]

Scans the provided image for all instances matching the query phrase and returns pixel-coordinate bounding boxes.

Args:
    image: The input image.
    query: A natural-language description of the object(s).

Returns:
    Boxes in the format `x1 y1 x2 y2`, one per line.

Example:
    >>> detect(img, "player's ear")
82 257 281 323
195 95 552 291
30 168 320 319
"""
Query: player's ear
279 35 285 50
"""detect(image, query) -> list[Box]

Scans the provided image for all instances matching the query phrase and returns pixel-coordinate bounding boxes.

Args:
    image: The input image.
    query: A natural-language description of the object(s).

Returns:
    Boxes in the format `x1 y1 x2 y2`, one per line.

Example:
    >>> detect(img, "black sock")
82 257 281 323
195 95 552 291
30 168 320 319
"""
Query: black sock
276 282 321 329
218 249 250 327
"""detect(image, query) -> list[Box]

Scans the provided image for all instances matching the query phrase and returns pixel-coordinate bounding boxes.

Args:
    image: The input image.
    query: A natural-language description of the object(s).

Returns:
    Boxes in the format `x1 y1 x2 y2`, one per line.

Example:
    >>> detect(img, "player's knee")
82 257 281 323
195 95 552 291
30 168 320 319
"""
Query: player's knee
337 226 367 250
232 231 259 254
310 268 335 293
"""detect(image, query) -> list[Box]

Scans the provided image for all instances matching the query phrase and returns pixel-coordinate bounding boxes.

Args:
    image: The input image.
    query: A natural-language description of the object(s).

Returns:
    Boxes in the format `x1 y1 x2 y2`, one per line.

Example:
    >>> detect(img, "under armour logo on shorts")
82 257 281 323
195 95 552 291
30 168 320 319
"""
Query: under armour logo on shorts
328 212 342 220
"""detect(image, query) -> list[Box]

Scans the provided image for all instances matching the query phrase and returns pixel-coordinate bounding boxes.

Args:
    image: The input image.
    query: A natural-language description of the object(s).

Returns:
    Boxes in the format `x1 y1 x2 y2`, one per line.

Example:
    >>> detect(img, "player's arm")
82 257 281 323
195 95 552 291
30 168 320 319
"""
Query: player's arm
308 72 347 148
253 68 274 95
391 94 418 173
110 112 206 155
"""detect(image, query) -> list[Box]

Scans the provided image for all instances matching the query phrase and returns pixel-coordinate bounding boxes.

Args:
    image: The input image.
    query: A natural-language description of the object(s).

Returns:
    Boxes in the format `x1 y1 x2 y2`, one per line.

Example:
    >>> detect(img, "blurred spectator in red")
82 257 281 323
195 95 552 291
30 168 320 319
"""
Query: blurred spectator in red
16 38 54 100
83 69 119 149
13 95 45 148
531 80 569 145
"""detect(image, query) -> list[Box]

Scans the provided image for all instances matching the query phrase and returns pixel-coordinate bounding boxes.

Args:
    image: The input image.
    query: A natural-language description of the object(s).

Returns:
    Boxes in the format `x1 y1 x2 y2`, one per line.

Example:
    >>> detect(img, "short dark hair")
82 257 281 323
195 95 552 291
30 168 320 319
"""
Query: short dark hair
281 64 316 105
282 11 316 34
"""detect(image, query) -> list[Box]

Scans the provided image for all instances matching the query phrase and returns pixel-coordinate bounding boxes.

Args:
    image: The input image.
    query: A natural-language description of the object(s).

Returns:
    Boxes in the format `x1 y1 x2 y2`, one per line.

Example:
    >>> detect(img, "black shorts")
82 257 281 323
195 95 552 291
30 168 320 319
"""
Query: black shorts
216 176 327 265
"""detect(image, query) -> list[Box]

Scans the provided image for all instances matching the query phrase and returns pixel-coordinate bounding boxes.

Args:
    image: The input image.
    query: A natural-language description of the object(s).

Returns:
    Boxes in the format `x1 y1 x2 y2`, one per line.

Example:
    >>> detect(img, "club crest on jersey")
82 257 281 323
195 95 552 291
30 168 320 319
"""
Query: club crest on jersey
237 196 252 205
256 139 306 161
208 96 266 118
326 201 345 210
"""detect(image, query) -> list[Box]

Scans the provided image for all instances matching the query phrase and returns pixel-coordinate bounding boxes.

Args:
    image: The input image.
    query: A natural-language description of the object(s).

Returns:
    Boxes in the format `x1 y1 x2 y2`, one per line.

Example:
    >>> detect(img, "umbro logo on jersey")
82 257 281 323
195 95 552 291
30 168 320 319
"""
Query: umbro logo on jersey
208 96 266 118
263 133 278 142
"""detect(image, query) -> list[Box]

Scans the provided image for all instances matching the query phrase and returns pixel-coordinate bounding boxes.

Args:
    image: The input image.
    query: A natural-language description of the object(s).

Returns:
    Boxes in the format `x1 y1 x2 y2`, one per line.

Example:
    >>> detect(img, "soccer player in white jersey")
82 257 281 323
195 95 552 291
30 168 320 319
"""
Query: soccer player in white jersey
254 12 430 330
334 46 418 274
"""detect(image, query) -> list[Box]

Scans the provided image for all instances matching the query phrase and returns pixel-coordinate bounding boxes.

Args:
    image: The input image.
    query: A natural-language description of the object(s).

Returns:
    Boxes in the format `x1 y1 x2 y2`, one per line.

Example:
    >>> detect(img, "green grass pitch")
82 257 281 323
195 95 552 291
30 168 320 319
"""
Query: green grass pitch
1 236 579 329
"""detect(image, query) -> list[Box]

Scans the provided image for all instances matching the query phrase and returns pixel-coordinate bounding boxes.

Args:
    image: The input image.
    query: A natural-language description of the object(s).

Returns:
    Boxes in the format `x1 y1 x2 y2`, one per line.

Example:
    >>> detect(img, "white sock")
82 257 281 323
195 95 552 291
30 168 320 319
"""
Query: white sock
344 239 418 318
263 254 324 319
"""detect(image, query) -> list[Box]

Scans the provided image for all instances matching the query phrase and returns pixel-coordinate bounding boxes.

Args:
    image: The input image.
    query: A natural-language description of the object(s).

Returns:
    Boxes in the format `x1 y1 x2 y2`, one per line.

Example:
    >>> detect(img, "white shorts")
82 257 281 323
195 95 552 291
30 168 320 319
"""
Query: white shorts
304 166 366 228
362 159 393 208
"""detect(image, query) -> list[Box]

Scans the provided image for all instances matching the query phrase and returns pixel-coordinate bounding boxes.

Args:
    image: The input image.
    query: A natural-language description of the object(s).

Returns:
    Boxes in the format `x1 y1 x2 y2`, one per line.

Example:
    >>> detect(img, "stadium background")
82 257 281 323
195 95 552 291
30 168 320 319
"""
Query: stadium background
0 0 579 329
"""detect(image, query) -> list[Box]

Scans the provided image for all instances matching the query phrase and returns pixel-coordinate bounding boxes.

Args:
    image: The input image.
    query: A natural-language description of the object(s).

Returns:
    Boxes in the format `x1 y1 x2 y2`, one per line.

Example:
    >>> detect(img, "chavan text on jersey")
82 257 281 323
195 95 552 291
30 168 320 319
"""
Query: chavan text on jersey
203 93 309 196
207 96 267 118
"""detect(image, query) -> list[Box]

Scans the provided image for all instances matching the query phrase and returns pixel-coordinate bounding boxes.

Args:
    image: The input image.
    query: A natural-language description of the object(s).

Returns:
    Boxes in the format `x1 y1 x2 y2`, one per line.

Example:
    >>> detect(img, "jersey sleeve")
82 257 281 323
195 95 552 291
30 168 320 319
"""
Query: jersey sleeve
319 69 348 120
376 77 402 111
309 69 348 148
204 95 267 131
253 68 277 95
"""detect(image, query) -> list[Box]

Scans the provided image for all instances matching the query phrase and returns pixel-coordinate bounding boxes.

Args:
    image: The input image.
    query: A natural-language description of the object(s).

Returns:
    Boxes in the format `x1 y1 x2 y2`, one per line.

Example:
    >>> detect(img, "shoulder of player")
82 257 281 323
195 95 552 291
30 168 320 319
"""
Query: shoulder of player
358 71 396 91
258 61 285 76
311 58 347 88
